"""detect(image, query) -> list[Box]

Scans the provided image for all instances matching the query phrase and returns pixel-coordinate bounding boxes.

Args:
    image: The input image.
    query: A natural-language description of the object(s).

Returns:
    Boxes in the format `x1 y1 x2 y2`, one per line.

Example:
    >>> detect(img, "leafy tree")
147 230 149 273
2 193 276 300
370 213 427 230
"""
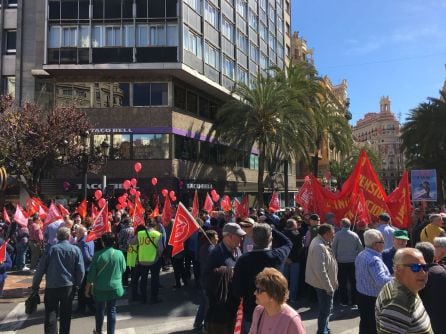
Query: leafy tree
0 95 93 196
401 91 446 201
210 74 308 208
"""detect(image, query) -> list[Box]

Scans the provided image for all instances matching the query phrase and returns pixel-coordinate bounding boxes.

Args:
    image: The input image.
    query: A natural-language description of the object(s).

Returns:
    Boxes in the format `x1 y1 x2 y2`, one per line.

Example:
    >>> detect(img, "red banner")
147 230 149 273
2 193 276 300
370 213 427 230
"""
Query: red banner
203 193 214 213
294 180 313 212
220 195 233 212
3 207 10 224
387 171 412 229
168 202 200 257
14 204 29 227
268 192 280 213
0 239 9 263
76 199 87 219
161 196 173 227
192 190 199 218
86 204 110 242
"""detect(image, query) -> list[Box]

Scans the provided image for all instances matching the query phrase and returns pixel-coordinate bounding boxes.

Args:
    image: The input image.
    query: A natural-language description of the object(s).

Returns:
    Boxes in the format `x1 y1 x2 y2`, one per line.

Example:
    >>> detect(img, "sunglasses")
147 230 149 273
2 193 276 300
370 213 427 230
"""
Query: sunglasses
401 263 429 273
255 287 266 294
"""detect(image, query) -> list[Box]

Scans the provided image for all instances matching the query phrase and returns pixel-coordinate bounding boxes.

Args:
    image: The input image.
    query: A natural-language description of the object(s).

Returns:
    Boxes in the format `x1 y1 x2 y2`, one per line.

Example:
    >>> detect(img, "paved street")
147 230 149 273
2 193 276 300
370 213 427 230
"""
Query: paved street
0 270 359 333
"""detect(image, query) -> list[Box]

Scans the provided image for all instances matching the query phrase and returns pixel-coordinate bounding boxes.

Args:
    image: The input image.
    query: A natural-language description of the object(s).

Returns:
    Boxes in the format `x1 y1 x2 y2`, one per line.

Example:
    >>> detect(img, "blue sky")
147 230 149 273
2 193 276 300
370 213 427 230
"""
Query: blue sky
292 0 446 124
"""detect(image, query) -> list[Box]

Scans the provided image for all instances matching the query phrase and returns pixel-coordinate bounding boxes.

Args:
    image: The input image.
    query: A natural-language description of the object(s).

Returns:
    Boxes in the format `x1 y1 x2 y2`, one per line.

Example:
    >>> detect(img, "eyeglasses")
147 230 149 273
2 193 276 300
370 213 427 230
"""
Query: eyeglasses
400 263 429 273
375 241 385 244
255 287 266 294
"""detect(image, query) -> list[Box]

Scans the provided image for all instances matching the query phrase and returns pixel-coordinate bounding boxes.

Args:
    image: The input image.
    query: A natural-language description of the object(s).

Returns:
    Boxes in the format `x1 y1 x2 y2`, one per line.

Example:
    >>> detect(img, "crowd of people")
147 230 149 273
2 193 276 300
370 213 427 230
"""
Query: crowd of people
1 203 446 334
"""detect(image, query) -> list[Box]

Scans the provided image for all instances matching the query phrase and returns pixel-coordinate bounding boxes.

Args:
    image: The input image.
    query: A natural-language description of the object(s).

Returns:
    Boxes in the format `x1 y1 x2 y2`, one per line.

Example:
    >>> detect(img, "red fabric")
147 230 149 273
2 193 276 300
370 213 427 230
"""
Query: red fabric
86 204 109 242
43 202 62 230
192 190 199 218
161 196 173 227
132 201 145 228
268 192 280 212
220 195 232 212
91 203 99 219
0 239 8 263
26 197 40 217
234 299 243 334
203 193 214 213
3 207 10 224
168 202 199 257
387 171 412 229
149 204 160 219
76 199 87 219
14 204 29 227
38 206 47 221
58 204 70 216
294 179 313 212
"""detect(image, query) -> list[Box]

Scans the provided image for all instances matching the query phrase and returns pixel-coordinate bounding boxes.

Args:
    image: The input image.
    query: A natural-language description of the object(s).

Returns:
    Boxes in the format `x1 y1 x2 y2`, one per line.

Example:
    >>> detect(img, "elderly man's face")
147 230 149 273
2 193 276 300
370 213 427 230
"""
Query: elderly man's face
395 252 428 294
393 237 407 250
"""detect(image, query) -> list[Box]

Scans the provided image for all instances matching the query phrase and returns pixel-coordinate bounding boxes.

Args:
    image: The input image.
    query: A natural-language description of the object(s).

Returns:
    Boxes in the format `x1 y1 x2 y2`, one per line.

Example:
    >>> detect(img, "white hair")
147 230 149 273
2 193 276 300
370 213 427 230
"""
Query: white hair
364 229 383 247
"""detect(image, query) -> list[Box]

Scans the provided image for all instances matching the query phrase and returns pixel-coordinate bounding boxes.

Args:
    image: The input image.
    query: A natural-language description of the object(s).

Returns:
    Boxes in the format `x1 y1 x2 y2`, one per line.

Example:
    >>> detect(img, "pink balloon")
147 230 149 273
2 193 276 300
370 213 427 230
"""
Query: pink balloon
211 189 217 196
161 189 168 197
131 178 137 187
98 198 106 208
94 189 102 200
123 180 131 190
130 188 137 196
151 177 158 186
169 190 176 199
115 204 122 210
134 162 142 173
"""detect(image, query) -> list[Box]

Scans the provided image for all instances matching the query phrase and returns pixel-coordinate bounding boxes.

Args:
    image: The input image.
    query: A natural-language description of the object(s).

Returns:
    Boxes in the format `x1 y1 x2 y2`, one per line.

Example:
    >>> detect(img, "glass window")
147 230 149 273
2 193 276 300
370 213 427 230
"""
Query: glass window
112 134 131 159
105 26 122 46
78 26 90 47
62 27 77 47
277 16 283 33
151 83 168 105
167 24 178 46
174 135 198 160
260 23 267 41
115 83 130 106
237 66 248 85
222 17 234 41
223 57 235 79
187 91 198 114
174 85 186 109
250 153 258 170
49 1 61 20
124 25 135 47
248 9 258 30
134 134 170 159
268 33 276 49
204 43 220 69
204 2 219 28
136 24 149 46
236 30 248 54
105 0 122 19
93 0 104 19
269 6 275 24
260 0 266 10
260 52 267 69
93 134 111 156
5 30 16 54
199 97 210 118
249 43 259 63
133 83 151 106
49 26 61 48
149 25 165 46
185 0 201 13
61 0 77 19
236 0 247 18
92 26 103 47
184 28 202 59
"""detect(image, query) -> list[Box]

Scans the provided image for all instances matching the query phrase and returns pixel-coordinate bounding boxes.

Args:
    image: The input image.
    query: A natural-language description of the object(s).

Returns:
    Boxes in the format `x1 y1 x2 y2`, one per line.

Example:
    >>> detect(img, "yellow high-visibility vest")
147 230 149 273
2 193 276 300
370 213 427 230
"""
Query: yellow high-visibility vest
137 229 161 265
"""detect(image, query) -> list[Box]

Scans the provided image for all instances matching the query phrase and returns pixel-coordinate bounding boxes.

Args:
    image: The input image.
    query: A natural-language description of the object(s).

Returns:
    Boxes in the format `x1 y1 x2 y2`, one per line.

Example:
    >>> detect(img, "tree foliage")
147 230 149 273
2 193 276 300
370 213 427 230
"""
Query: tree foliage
0 95 92 195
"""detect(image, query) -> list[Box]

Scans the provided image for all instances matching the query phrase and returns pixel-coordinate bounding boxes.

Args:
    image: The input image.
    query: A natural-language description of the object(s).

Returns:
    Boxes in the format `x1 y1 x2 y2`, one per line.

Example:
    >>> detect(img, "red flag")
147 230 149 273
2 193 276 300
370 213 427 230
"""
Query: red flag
58 204 70 216
294 179 313 212
387 171 412 229
43 202 62 229
149 204 160 219
38 206 47 221
268 192 280 212
352 190 370 227
0 239 9 263
236 194 249 219
86 204 110 242
168 202 200 257
3 207 10 224
91 203 99 220
132 200 145 228
192 190 199 218
32 197 48 212
76 199 87 219
203 193 214 213
13 204 29 227
220 195 233 212
161 196 173 227
26 197 40 217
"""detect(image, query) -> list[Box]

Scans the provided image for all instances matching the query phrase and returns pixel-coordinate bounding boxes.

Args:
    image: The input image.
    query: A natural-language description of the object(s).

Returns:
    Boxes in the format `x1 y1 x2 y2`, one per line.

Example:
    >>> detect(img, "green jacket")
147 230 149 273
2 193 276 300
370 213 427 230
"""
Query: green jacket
87 247 126 301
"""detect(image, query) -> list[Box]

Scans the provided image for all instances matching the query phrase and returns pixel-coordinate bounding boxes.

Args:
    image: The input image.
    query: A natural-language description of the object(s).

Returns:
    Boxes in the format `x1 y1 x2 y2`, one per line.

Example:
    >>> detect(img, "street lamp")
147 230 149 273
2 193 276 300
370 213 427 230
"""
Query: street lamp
100 138 110 195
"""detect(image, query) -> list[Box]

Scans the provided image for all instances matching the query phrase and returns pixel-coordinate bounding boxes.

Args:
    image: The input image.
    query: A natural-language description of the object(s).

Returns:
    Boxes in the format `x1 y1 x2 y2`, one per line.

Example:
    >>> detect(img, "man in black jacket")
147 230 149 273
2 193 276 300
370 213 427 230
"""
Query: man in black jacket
233 223 292 334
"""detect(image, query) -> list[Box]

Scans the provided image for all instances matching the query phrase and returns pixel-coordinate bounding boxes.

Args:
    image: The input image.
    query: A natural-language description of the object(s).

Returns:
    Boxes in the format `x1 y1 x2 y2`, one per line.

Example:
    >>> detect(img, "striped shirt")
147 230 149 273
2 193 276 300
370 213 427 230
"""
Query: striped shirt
355 247 392 297
375 279 433 334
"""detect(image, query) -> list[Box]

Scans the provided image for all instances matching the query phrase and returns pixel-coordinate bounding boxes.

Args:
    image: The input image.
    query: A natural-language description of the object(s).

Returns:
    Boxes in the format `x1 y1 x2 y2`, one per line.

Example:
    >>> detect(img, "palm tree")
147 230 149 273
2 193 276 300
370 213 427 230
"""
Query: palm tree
210 74 309 208
401 90 446 201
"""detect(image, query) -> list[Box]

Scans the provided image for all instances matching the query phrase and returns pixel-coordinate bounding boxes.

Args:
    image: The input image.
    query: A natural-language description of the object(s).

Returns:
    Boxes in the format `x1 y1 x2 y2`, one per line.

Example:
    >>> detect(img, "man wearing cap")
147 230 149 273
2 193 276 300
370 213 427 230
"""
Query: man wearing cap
420 214 445 244
382 230 409 274
203 222 245 334
233 223 292 333
304 214 321 247
239 217 256 253
376 213 396 250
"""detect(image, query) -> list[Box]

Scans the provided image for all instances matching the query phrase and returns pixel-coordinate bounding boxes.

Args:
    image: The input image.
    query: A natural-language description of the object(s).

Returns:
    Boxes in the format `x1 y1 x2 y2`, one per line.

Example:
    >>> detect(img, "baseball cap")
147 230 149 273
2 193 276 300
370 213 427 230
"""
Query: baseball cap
393 230 410 240
223 222 246 236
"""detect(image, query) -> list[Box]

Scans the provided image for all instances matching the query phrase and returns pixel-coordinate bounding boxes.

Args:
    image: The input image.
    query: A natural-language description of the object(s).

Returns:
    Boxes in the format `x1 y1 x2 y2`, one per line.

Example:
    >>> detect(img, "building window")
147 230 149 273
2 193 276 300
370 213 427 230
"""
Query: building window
260 23 267 41
204 43 220 70
250 153 258 170
112 134 131 159
236 30 248 54
277 42 283 59
236 0 247 18
269 6 275 24
222 17 234 41
268 33 276 50
277 17 283 33
204 2 219 28
123 25 135 47
62 26 78 47
4 30 16 54
260 0 266 10
105 26 122 46
167 24 178 46
184 0 201 13
133 134 170 159
174 135 198 161
149 25 166 46
260 52 267 69
248 9 258 30
133 83 168 106
80 26 90 47
222 57 235 79
7 0 17 7
184 28 202 59
249 43 259 63
236 66 248 85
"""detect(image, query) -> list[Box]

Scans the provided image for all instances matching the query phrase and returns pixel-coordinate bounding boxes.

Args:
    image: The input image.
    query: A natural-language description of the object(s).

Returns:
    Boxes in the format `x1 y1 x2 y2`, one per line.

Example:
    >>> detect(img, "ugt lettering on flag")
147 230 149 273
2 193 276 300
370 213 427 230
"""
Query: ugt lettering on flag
168 202 200 257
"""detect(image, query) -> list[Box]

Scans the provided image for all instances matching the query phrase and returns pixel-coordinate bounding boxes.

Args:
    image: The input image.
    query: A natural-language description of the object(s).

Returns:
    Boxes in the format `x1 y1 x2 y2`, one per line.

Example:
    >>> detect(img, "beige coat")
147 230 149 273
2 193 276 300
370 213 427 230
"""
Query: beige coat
305 235 338 294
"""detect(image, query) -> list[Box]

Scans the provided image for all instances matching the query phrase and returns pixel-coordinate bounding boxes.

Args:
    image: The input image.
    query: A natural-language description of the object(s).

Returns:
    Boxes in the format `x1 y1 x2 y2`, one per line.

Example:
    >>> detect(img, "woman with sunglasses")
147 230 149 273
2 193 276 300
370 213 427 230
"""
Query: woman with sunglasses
375 248 433 334
249 267 306 334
